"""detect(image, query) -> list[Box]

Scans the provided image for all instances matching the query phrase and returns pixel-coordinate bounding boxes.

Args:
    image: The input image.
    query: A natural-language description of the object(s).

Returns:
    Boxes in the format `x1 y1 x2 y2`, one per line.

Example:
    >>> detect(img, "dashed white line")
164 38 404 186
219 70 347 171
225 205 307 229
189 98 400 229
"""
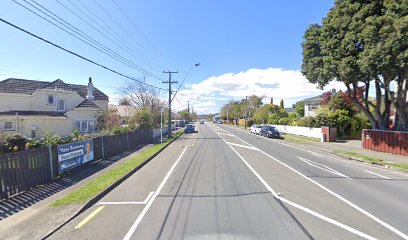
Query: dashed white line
364 170 391 180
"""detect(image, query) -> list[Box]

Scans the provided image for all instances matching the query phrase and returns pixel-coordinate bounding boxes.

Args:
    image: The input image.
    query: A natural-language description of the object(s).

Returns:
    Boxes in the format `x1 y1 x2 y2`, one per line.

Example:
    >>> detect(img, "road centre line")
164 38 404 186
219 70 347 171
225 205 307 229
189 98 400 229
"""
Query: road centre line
122 146 188 240
209 125 376 240
213 125 408 240
297 156 352 180
75 206 105 229
97 192 154 205
364 170 391 180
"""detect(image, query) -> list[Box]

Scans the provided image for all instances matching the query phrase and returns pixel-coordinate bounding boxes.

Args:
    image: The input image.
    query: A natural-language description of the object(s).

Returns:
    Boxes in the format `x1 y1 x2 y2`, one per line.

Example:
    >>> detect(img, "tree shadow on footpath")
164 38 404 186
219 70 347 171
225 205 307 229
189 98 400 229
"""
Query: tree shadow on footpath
0 144 147 221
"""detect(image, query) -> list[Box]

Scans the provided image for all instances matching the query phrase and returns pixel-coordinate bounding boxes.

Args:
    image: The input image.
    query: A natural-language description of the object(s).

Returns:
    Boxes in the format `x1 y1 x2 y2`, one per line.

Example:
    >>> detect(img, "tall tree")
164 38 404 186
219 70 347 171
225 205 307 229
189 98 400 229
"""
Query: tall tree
302 0 408 130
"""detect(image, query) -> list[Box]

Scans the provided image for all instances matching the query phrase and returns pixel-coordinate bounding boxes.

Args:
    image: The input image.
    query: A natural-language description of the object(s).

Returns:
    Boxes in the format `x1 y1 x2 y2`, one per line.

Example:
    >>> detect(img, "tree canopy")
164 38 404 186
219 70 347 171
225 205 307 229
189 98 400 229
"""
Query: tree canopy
302 0 408 131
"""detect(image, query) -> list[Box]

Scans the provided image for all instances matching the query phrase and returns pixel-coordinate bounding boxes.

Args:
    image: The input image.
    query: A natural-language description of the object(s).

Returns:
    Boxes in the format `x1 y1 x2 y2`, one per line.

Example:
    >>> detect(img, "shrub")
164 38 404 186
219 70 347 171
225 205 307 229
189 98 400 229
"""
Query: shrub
278 118 289 125
6 134 27 152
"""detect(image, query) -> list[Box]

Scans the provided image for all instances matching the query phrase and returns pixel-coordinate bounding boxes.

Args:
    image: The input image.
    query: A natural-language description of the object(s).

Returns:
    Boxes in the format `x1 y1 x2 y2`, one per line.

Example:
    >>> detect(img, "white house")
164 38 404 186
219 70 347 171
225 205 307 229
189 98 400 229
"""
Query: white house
303 95 323 117
0 77 109 138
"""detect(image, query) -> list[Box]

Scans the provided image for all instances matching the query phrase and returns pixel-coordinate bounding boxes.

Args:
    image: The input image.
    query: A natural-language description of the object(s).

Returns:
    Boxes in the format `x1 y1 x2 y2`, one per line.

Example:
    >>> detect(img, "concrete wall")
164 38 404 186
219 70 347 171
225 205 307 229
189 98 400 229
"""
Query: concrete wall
152 127 168 139
271 124 323 139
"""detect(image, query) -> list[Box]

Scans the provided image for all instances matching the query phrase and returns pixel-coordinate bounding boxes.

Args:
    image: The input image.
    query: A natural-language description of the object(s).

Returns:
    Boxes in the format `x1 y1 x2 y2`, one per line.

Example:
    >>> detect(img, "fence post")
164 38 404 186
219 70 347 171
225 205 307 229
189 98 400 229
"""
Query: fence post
48 145 54 179
127 132 130 150
101 136 105 159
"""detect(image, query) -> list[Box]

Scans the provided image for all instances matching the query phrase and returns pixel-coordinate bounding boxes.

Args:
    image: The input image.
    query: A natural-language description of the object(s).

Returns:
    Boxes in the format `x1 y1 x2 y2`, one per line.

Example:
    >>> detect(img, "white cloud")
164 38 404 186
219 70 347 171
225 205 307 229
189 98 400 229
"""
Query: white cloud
173 67 345 114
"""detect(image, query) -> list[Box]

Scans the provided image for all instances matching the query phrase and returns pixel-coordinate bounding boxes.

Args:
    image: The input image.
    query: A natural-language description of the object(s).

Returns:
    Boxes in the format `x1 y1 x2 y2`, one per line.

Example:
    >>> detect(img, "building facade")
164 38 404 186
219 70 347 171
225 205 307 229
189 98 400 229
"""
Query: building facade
0 78 108 138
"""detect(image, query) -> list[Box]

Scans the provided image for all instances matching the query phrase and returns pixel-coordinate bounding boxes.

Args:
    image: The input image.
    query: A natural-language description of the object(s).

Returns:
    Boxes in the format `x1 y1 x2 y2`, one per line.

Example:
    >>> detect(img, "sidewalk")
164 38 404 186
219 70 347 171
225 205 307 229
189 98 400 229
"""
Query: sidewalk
0 143 154 240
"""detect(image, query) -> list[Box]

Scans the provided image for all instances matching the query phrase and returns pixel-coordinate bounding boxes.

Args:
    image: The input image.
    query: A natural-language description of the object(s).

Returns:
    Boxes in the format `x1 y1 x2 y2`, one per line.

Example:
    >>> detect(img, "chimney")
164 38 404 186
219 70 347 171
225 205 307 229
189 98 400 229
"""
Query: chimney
87 77 95 101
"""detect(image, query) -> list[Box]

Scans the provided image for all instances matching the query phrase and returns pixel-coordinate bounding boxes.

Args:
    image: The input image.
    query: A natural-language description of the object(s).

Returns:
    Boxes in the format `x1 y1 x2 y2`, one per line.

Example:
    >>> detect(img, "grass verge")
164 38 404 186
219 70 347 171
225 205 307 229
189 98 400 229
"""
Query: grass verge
51 131 183 207
337 151 408 170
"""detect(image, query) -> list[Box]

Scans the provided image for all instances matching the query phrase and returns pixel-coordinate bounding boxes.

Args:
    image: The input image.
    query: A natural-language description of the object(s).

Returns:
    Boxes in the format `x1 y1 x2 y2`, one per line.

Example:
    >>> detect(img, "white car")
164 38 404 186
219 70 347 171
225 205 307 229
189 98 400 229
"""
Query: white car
250 124 262 134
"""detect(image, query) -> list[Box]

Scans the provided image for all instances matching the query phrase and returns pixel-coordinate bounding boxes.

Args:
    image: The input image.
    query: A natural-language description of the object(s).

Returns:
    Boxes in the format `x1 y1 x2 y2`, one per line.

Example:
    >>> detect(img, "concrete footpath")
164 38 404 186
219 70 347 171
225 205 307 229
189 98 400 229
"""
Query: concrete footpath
229 124 407 167
0 143 156 240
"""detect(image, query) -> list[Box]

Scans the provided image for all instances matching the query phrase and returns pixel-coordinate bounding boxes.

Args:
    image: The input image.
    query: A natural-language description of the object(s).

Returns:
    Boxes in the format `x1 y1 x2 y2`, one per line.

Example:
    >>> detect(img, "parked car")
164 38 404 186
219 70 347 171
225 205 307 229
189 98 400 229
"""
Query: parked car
250 124 262 134
184 124 196 133
260 125 281 138
217 120 223 124
200 119 205 124
250 124 258 134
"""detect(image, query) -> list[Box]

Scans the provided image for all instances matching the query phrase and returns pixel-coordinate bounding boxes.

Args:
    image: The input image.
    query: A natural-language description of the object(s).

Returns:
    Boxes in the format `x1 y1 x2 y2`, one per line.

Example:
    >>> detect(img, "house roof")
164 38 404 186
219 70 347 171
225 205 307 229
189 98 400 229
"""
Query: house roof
74 99 102 109
0 78 109 101
302 95 323 102
0 111 67 117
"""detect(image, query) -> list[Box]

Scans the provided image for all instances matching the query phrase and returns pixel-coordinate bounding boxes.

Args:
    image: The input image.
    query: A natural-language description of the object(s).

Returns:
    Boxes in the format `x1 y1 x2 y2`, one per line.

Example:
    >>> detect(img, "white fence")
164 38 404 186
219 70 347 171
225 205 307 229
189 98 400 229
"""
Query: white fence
152 128 168 139
271 125 323 140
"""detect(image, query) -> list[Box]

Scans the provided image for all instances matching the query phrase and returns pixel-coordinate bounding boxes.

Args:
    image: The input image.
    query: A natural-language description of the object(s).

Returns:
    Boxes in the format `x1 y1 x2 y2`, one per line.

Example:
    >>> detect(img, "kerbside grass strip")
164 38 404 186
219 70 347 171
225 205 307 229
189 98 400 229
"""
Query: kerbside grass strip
52 131 183 207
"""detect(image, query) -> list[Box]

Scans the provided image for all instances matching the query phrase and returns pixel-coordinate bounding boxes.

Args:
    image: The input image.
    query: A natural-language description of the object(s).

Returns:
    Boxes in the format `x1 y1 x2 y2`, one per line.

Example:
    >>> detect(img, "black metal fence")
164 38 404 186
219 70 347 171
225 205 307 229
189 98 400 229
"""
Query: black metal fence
0 128 155 201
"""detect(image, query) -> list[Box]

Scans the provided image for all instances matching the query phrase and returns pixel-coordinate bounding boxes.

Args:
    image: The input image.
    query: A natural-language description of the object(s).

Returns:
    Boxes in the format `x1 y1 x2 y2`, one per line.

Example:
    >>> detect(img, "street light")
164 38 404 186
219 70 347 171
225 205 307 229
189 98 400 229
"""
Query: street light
171 63 200 102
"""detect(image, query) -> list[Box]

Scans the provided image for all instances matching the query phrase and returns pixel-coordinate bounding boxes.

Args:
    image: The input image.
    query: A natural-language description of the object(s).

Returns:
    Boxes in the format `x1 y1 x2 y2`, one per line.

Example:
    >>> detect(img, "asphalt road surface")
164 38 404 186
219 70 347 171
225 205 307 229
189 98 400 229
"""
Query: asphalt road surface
51 123 408 240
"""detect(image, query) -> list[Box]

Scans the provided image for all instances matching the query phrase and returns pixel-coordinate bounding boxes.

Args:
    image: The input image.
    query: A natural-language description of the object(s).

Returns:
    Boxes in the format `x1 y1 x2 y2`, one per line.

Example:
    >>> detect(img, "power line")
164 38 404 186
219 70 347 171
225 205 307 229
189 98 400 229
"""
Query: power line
0 17 167 90
111 0 176 70
14 0 157 80
88 0 166 72
72 0 164 73
55 0 164 81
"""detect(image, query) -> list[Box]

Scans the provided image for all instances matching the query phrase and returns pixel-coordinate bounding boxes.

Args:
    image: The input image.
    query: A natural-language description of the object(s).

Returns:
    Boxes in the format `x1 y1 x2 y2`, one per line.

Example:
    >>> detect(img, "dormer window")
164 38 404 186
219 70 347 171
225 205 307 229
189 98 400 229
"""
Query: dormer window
57 99 66 112
47 95 55 105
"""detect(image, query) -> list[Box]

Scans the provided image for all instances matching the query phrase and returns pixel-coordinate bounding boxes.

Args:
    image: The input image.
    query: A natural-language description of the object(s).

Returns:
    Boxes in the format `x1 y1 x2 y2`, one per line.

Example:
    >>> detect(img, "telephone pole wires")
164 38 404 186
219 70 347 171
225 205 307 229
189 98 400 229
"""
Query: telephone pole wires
163 70 178 138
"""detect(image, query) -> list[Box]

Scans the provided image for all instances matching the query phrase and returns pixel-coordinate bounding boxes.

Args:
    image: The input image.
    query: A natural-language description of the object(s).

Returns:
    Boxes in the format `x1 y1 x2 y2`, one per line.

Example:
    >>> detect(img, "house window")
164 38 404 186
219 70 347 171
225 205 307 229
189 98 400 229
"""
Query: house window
47 95 55 105
74 120 96 133
57 99 66 112
308 105 318 111
3 121 14 131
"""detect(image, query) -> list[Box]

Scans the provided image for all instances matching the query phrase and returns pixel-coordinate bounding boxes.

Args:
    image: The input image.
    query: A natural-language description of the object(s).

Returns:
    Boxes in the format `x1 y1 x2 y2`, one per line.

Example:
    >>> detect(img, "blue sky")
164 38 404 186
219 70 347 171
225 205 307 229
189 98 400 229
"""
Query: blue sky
0 0 339 113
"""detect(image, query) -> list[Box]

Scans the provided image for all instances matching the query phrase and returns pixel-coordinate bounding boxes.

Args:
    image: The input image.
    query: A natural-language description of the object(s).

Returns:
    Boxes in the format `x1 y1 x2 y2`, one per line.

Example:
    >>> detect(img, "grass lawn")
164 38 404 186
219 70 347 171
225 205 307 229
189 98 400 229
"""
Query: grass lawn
338 151 408 170
52 131 183 207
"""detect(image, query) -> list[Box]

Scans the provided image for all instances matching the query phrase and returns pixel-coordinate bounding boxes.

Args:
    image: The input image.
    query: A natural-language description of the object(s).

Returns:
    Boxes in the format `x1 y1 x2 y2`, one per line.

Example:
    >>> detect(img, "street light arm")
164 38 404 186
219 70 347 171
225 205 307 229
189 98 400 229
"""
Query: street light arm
171 63 200 103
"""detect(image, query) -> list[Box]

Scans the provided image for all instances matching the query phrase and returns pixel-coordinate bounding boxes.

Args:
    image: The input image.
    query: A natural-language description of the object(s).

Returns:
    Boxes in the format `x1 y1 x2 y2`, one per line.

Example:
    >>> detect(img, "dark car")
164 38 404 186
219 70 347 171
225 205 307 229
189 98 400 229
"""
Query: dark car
260 125 281 138
184 124 196 133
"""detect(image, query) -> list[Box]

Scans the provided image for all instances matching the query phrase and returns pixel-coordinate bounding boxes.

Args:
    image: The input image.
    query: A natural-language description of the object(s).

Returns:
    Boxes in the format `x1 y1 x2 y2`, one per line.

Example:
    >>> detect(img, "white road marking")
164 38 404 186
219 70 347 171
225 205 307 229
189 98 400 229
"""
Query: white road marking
97 192 155 205
226 142 259 151
298 156 352 180
122 146 188 240
364 170 391 180
209 125 377 240
221 124 408 178
218 132 235 137
213 125 408 240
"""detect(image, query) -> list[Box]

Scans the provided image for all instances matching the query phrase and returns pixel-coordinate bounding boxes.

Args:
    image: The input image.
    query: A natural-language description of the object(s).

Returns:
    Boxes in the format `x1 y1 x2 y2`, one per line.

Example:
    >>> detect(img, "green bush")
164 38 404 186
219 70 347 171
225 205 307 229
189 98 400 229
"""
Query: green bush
6 134 27 152
278 118 289 125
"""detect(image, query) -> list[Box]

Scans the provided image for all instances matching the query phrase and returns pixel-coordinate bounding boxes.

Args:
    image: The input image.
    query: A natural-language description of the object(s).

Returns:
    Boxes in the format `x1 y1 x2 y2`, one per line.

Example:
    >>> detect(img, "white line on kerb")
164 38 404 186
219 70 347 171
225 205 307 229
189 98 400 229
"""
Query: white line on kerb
214 125 408 240
364 170 391 180
97 192 155 205
209 125 376 240
122 146 188 240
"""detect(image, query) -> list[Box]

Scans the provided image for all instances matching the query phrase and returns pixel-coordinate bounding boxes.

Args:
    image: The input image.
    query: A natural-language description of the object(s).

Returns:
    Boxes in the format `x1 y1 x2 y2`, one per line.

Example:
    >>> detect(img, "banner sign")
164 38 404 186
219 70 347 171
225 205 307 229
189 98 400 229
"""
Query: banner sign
58 140 94 173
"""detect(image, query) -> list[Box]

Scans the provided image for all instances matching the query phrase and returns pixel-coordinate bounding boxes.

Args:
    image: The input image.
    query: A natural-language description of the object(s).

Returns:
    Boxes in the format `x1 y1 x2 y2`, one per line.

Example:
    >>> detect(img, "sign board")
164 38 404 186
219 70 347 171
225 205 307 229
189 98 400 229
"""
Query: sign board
58 140 94 173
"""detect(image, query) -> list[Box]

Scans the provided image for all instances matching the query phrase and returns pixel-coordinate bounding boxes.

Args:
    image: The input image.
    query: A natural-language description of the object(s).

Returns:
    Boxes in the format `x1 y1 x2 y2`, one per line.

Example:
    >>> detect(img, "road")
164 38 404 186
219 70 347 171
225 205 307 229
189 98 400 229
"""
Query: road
51 123 408 240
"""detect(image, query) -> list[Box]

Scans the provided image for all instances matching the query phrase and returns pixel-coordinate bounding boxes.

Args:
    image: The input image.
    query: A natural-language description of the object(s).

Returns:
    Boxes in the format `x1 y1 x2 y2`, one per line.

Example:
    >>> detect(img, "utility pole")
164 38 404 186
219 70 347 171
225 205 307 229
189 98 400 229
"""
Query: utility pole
244 96 248 129
191 107 194 122
163 70 178 138
187 101 190 113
